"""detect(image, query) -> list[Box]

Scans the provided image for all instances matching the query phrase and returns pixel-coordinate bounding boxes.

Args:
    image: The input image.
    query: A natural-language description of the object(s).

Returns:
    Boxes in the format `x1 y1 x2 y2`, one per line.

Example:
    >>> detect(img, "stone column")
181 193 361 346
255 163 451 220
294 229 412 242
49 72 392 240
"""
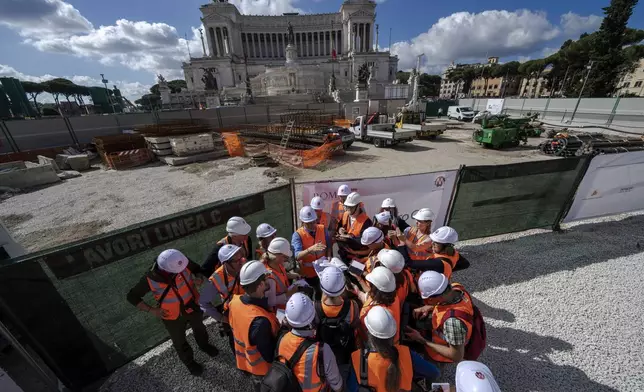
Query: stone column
274 33 279 58
250 33 255 58
318 31 322 57
347 22 352 52
370 23 375 52
223 28 230 55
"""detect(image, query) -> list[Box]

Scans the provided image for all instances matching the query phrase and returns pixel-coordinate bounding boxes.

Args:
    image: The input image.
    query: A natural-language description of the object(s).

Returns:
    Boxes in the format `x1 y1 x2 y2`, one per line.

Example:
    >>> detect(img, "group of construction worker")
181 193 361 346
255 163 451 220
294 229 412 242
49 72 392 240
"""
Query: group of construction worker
127 184 499 392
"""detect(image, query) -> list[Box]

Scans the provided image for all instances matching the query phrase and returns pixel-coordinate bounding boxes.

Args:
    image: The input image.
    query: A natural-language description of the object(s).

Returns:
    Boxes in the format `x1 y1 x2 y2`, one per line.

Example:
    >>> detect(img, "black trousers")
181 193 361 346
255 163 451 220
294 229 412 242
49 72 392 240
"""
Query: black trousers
162 308 210 365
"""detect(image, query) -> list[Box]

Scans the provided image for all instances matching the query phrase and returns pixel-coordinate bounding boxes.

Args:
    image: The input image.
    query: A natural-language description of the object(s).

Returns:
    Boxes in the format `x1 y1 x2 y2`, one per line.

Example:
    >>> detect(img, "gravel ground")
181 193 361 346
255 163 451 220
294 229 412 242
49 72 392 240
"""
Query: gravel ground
94 212 644 392
1 157 287 252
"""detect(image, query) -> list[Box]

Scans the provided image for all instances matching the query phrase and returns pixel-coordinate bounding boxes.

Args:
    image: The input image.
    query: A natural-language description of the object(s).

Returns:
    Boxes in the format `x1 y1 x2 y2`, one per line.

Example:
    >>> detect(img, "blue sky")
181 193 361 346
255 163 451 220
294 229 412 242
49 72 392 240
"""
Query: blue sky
1 0 642 100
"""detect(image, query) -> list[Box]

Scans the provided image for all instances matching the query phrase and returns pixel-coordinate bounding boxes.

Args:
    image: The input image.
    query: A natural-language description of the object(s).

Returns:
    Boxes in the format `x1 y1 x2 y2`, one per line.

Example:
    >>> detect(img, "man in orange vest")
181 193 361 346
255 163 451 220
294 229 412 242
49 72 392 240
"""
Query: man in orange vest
292 206 332 293
278 292 344 392
228 260 280 391
330 184 351 222
127 249 219 375
405 271 474 363
311 196 337 237
202 216 253 276
337 192 373 262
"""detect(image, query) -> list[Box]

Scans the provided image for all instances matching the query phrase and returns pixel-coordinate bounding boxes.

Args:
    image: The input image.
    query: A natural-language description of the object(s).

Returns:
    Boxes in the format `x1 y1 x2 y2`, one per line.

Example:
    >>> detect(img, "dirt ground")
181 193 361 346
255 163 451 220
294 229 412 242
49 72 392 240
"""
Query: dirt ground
1 121 553 252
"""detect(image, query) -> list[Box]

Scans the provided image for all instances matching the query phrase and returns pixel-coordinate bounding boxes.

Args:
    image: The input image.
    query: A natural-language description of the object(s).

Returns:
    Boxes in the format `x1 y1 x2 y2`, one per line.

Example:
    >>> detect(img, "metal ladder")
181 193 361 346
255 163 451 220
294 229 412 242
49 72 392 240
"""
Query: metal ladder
279 120 295 155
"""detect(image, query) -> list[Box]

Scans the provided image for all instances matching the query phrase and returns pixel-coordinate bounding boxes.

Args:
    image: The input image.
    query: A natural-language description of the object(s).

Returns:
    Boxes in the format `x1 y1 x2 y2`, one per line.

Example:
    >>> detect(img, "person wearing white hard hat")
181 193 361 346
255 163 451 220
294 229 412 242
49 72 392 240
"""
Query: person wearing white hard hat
127 249 216 375
330 184 352 222
276 293 344 391
292 206 332 294
408 226 470 281
346 306 440 392
228 260 280 390
354 266 402 343
315 266 361 381
455 361 500 392
311 196 338 236
379 197 410 232
261 237 299 311
405 271 477 364
374 248 417 305
255 223 277 259
373 210 402 249
360 226 390 268
337 192 373 262
202 216 253 276
396 208 435 263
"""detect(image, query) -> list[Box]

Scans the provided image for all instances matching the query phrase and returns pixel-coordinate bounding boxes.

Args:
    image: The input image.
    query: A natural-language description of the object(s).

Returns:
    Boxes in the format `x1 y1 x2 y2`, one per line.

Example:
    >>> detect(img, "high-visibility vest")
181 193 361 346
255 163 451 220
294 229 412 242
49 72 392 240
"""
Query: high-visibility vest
317 211 334 233
404 227 432 260
264 260 289 311
360 295 401 343
276 332 326 392
147 270 198 320
330 200 345 222
219 236 251 259
341 211 369 237
208 265 244 307
296 225 327 278
428 283 474 363
364 254 377 273
228 295 280 375
434 251 460 280
350 345 413 392
397 269 415 304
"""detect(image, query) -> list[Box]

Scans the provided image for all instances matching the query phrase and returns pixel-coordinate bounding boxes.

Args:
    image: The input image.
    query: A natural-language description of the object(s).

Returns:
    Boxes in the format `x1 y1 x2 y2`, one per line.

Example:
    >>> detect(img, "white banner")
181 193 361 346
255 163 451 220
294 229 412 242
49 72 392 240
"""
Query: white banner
564 151 644 223
300 170 458 229
486 99 505 115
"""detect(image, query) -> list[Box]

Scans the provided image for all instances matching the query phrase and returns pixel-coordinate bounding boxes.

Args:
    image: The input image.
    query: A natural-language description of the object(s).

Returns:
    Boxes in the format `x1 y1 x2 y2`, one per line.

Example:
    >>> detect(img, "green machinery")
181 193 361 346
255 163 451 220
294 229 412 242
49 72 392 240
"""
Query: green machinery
472 116 537 149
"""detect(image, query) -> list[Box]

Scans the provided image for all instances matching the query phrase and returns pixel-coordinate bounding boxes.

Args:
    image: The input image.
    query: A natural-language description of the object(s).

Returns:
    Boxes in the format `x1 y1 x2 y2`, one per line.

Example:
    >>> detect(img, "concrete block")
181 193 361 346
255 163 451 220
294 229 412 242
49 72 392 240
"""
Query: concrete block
157 150 228 166
0 161 27 172
55 154 71 170
24 161 40 168
38 155 61 173
0 165 61 189
66 155 90 171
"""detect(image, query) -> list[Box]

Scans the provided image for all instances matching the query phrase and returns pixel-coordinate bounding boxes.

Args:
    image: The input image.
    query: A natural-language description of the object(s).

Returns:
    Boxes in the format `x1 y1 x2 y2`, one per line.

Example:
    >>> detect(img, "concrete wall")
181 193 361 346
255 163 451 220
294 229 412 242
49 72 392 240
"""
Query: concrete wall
0 164 60 189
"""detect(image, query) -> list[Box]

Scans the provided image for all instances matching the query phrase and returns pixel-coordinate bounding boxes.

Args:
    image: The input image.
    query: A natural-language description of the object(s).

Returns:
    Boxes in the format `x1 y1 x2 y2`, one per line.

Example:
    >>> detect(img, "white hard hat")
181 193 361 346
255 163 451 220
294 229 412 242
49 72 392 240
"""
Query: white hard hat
256 223 277 239
375 211 392 225
156 249 189 274
310 196 324 210
226 216 251 235
239 260 270 285
412 208 436 222
337 184 351 196
319 266 346 297
456 361 501 392
218 244 241 263
377 248 405 274
418 270 448 299
430 226 459 244
330 257 348 271
364 306 397 339
381 198 396 208
365 266 396 293
267 237 293 257
361 227 384 245
299 206 318 223
343 192 361 207
285 292 316 328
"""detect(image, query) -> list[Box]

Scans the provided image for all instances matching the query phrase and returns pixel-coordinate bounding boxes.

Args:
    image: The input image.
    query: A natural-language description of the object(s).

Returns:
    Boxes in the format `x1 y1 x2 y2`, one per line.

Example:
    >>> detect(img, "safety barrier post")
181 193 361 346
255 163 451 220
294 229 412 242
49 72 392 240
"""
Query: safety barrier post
606 96 621 127
444 165 465 226
0 121 20 152
289 178 298 231
552 156 594 231
62 116 80 147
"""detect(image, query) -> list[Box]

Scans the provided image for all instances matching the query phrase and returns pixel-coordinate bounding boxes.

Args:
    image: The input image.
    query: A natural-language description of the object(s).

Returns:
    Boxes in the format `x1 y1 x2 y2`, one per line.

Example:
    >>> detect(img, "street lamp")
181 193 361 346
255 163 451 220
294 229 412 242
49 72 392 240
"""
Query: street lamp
100 73 117 114
569 61 594 123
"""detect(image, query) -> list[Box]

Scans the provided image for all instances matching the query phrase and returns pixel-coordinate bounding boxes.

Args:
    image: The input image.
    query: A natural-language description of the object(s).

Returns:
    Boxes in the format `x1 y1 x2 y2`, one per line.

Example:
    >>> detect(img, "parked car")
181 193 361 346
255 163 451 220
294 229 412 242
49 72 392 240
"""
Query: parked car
447 106 475 121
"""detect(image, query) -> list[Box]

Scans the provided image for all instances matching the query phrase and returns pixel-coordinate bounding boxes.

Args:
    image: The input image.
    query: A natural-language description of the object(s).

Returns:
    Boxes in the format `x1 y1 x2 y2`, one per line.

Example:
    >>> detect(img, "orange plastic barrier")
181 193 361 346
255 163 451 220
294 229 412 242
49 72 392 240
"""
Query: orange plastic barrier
302 139 343 168
222 132 246 157
333 119 351 128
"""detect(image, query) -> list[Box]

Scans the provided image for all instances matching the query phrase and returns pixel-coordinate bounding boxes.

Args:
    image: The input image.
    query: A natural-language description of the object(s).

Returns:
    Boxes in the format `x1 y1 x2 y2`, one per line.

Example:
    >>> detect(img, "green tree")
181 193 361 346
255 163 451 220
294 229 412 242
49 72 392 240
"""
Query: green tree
418 74 442 97
149 79 187 95
21 81 45 116
135 94 161 111
447 66 476 96
395 71 411 84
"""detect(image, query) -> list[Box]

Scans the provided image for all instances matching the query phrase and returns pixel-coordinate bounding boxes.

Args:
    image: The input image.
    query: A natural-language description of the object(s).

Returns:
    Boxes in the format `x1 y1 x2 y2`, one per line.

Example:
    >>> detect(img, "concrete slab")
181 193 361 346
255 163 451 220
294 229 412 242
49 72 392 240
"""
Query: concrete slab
0 165 60 189
56 154 90 171
0 162 26 172
157 150 228 166
37 155 61 173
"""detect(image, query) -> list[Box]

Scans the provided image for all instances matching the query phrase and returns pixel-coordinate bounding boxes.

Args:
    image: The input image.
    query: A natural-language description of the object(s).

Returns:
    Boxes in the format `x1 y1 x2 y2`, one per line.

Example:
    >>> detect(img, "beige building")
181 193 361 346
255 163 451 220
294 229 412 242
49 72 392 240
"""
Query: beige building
615 58 644 97
518 76 551 98
441 57 521 98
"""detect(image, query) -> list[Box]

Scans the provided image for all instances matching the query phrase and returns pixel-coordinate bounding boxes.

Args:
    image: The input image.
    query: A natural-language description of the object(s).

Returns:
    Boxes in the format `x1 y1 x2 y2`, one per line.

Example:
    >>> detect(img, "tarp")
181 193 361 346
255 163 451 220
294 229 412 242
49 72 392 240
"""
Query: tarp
300 170 458 228
448 158 589 240
563 151 644 222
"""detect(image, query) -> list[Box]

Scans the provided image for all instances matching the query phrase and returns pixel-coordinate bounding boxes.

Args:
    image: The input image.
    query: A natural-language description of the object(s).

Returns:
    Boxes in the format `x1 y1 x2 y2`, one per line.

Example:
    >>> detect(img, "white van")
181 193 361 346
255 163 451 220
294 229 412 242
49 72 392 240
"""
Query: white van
447 106 475 121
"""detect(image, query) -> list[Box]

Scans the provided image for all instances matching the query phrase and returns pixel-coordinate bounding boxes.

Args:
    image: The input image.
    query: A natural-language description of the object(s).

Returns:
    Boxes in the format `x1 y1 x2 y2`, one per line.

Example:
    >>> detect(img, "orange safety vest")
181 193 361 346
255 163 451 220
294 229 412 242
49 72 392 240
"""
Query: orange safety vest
341 211 370 237
360 295 402 343
434 251 460 280
208 265 244 306
428 283 474 363
276 332 326 392
397 269 415 304
264 260 290 311
350 345 413 392
228 295 280 375
219 236 251 259
317 211 334 233
147 270 198 320
404 227 432 260
296 225 328 278
330 200 345 222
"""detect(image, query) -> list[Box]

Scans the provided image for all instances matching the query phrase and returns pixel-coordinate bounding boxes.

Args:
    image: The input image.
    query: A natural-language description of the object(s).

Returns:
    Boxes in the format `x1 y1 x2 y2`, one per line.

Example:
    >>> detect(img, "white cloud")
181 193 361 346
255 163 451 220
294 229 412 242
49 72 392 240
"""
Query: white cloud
0 0 92 36
518 56 531 63
560 12 602 37
228 0 303 15
0 64 151 101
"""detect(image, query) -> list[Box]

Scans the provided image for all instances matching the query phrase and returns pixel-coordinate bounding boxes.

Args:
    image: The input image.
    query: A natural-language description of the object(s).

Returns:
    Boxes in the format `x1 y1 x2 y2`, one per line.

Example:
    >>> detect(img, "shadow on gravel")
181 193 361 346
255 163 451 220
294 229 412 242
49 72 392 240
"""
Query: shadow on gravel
346 145 369 152
392 144 433 152
456 215 644 293
473 298 516 323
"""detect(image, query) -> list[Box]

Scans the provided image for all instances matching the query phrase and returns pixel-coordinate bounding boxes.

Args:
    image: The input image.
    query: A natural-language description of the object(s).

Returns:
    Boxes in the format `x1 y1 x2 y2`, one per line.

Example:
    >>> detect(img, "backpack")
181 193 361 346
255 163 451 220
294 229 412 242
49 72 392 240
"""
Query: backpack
260 338 316 392
315 300 355 364
357 349 375 392
438 305 487 360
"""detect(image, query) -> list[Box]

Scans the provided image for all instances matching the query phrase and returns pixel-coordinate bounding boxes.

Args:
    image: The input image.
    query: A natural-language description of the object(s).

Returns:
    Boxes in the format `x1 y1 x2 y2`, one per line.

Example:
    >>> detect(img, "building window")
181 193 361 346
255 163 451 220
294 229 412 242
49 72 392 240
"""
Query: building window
623 82 631 88
634 81 643 88
239 75 242 81
345 71 348 77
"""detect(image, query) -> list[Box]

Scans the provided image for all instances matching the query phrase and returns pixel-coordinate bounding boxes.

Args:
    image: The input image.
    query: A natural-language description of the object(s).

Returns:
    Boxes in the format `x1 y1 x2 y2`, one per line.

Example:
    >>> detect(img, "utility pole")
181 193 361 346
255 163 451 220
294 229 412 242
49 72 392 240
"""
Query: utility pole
558 65 570 97
388 28 392 51
100 73 116 114
570 60 594 123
